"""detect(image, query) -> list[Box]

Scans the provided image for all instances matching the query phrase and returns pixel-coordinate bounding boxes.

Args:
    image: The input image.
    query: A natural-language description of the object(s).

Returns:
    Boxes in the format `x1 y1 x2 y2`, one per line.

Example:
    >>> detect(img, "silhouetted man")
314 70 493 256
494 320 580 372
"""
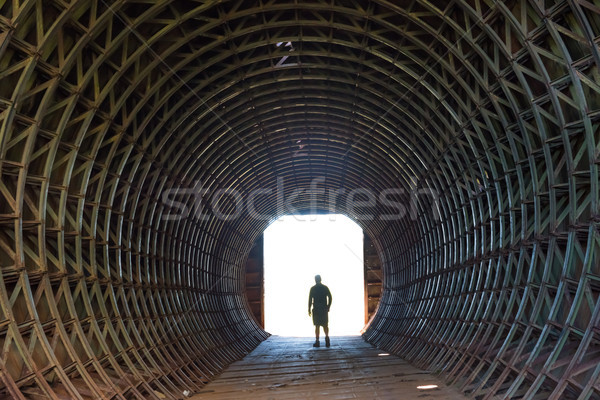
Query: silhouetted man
308 274 332 347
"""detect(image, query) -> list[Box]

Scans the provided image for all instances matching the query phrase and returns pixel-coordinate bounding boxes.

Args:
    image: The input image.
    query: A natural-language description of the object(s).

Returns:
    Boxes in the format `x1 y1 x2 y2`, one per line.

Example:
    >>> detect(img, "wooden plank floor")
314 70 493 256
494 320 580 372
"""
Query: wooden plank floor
189 336 467 399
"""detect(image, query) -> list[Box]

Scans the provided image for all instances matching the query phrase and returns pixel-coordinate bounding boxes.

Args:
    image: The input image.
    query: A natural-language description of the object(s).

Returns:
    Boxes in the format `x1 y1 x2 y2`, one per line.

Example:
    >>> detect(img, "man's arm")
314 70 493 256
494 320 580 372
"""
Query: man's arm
327 287 332 311
308 287 313 316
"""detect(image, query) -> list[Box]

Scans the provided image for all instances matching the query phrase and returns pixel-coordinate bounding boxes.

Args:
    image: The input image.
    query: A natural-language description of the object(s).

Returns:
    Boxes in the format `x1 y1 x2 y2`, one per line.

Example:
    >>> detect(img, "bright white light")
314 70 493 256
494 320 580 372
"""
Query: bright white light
417 385 439 390
378 353 390 356
264 214 364 336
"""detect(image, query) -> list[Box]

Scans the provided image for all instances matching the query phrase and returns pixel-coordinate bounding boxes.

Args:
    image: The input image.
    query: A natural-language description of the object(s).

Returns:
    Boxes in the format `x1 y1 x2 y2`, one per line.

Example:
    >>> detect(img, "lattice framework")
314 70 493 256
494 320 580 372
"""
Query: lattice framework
0 0 599 399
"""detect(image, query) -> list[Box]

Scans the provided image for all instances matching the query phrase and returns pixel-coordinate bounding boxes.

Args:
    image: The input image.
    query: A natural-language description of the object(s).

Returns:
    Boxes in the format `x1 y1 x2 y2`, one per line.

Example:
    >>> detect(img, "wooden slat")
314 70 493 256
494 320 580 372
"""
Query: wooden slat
191 336 466 399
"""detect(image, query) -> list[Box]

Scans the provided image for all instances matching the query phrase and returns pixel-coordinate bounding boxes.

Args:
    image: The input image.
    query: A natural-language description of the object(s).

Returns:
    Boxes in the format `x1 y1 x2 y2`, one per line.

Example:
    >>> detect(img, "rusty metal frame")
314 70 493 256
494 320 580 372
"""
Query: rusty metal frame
0 0 598 399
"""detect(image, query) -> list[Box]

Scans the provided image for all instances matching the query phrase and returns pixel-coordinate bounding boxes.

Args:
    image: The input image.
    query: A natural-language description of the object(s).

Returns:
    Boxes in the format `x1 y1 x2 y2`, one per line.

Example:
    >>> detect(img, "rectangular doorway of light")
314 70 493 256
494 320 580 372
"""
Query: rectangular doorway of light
263 214 364 336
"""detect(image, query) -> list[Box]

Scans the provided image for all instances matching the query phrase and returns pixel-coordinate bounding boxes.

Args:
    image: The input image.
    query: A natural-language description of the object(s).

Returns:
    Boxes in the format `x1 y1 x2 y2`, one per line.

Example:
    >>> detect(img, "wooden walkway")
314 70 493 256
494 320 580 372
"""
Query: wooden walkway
189 336 467 400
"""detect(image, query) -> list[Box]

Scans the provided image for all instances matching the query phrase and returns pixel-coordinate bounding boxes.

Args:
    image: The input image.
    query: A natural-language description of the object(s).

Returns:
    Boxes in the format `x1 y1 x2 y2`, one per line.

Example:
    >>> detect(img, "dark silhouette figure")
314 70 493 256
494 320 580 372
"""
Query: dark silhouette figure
308 275 332 347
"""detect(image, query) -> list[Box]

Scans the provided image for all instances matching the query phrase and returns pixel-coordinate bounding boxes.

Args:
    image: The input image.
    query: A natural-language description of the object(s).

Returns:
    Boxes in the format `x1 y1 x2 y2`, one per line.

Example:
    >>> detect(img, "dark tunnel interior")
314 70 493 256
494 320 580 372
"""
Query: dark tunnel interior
0 1 599 399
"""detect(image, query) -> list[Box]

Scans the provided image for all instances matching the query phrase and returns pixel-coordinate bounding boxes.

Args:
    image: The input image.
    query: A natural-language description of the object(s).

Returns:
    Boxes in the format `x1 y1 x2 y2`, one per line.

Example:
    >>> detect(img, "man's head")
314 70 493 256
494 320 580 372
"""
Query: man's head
315 275 322 283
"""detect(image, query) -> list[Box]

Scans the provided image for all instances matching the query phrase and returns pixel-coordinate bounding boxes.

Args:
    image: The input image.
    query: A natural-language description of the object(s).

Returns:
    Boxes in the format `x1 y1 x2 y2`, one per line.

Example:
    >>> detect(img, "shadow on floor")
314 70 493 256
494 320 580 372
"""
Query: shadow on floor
189 335 467 400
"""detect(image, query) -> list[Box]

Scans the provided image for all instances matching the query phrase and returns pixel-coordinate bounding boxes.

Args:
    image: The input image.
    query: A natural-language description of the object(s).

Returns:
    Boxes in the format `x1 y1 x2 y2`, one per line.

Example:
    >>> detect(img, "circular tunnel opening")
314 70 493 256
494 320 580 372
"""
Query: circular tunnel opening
243 214 384 336
262 214 367 337
0 1 599 399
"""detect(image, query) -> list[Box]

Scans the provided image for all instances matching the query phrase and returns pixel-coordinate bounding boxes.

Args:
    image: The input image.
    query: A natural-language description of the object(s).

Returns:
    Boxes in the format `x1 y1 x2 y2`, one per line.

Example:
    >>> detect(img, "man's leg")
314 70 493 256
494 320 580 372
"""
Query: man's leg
324 326 330 347
313 326 320 347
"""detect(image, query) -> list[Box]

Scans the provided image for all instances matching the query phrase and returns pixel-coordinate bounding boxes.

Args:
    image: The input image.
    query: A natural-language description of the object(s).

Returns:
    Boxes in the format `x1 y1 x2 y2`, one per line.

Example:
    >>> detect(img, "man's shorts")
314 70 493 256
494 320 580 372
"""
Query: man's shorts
312 306 328 327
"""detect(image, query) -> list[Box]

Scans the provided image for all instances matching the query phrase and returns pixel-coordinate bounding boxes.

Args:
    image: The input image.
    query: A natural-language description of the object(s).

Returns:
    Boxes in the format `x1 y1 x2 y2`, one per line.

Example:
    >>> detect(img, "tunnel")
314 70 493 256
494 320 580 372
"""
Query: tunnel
0 0 599 399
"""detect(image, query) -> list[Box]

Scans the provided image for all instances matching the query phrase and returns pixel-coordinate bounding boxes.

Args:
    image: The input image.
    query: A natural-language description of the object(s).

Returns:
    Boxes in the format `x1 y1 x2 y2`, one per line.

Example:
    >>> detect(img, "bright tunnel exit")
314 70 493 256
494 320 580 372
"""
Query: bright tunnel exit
264 214 365 336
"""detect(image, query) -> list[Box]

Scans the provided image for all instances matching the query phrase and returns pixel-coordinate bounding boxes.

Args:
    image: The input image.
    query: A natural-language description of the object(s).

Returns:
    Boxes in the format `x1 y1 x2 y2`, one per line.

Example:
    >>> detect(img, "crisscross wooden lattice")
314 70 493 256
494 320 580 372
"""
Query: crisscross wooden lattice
0 1 599 399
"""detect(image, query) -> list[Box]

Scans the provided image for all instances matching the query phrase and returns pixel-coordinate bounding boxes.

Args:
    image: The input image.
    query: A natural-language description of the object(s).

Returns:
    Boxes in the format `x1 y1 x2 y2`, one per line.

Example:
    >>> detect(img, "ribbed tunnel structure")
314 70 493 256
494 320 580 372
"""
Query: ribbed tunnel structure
0 1 599 399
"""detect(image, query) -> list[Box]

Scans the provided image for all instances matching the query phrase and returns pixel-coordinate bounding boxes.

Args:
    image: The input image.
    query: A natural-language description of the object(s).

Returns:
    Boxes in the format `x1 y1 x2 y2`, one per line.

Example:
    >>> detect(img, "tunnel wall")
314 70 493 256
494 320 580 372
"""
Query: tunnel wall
361 3 600 398
0 1 599 399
